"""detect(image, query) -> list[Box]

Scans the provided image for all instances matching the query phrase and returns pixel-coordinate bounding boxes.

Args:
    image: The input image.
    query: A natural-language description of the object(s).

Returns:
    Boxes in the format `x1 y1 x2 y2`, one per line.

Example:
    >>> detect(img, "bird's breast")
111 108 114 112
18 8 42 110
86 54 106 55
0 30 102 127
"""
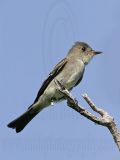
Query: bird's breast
39 59 85 106
59 59 85 89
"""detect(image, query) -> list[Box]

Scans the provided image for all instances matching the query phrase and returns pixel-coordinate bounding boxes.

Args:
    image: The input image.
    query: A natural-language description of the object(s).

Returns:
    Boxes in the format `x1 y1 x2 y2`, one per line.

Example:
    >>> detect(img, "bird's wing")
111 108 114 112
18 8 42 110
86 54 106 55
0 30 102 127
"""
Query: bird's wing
74 67 85 87
33 58 68 103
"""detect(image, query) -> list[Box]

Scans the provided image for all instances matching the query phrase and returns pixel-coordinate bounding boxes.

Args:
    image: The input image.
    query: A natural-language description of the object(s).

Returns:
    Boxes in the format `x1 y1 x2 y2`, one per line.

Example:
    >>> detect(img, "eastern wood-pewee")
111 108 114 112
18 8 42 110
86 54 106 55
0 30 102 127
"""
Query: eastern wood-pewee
7 42 102 133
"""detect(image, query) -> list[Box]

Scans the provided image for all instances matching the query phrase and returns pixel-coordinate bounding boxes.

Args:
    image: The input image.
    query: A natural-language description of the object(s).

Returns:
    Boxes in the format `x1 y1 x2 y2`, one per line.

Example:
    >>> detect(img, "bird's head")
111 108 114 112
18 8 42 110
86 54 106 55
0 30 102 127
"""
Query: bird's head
67 42 102 65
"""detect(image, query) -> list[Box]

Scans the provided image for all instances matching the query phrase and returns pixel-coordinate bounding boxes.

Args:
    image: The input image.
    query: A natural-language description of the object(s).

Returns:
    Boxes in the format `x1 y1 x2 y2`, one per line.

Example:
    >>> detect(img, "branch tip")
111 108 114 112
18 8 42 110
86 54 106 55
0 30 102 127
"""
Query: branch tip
55 80 120 151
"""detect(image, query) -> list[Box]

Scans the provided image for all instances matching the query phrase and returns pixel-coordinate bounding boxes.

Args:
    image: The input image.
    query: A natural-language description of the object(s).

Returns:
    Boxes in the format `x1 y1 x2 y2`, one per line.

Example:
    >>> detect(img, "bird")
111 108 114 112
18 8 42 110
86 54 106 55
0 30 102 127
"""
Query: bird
7 42 102 133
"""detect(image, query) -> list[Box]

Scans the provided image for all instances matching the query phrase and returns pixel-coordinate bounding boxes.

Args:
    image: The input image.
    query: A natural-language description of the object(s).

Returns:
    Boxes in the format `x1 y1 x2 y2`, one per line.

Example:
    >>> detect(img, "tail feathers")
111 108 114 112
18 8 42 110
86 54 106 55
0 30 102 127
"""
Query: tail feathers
7 108 38 133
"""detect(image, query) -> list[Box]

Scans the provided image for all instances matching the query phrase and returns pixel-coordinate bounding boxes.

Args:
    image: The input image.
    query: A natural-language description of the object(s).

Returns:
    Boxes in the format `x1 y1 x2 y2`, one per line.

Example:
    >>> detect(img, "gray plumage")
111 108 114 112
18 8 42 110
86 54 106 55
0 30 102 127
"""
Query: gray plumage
7 41 102 133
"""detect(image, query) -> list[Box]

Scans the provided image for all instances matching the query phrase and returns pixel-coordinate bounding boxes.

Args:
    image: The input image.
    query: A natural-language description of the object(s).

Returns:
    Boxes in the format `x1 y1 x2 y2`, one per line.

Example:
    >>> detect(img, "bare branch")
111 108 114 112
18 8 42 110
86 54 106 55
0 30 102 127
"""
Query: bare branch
55 79 120 151
82 93 105 116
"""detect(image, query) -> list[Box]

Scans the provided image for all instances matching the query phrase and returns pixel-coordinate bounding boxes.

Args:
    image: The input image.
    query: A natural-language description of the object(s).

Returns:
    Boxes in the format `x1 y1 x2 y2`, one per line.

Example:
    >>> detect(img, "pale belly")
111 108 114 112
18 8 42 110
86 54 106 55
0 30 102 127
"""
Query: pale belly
37 59 85 108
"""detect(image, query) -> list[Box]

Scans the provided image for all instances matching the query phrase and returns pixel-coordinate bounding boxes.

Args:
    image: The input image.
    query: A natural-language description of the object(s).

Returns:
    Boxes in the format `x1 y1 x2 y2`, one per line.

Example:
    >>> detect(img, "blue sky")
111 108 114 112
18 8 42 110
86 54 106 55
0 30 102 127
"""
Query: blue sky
0 0 120 159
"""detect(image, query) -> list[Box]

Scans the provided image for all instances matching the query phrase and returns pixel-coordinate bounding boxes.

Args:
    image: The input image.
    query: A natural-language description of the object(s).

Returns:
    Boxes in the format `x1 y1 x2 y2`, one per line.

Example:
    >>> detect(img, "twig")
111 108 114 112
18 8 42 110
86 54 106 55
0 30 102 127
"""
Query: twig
54 79 120 151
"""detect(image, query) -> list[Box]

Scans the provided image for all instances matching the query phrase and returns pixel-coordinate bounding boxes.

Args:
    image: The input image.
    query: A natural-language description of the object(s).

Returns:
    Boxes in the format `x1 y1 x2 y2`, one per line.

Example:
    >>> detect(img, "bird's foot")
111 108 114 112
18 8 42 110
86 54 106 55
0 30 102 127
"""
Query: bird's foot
74 98 78 105
67 98 78 107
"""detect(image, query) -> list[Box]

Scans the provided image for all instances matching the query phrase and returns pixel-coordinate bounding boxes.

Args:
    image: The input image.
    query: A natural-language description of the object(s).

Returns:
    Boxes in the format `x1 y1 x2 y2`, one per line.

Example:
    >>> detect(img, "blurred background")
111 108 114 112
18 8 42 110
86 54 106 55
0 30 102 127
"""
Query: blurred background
0 0 120 159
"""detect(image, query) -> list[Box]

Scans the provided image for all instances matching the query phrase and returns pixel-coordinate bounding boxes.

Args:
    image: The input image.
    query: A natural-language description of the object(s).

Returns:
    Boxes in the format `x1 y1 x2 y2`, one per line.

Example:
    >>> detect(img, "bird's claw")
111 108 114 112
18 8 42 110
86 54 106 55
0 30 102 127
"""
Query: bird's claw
67 98 78 107
74 98 78 105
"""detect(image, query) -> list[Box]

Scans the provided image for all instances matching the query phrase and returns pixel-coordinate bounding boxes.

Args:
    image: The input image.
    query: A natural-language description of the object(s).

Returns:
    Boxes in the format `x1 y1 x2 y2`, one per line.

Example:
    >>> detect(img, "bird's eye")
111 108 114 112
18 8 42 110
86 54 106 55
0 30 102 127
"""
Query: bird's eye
81 47 86 52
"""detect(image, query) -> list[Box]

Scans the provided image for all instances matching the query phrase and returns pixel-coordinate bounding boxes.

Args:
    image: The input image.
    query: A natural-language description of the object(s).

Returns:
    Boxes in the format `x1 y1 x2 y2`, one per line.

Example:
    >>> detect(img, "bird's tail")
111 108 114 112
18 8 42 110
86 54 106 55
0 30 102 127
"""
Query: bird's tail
7 107 39 133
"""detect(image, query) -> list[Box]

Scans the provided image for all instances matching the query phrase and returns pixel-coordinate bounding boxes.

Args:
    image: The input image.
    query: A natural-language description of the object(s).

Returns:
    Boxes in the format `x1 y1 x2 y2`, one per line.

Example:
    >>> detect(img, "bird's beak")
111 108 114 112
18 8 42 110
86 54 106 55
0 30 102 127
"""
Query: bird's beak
93 51 102 55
